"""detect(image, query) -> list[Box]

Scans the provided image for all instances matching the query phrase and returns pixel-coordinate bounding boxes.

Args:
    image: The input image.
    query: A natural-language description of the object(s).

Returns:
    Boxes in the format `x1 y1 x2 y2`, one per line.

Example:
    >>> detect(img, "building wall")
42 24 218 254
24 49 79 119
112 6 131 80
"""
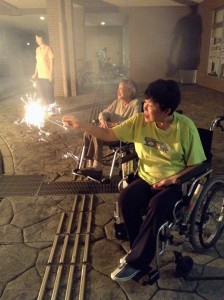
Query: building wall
0 27 35 78
84 2 223 93
122 6 189 89
0 26 35 98
47 0 224 96
198 0 224 93
1 1 223 98
65 0 77 96
85 26 123 76
74 6 86 70
47 0 77 97
47 0 63 97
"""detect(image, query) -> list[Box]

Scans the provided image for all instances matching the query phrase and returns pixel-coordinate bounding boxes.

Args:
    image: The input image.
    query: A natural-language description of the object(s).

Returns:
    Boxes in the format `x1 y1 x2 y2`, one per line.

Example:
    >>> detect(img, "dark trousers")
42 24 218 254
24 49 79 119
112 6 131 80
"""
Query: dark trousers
38 78 54 105
119 177 181 269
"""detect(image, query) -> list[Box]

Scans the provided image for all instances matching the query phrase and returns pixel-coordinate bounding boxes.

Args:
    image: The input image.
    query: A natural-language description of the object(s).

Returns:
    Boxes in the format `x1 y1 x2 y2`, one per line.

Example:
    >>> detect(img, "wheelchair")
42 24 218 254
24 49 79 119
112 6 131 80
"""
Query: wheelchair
113 115 224 285
72 137 137 183
71 111 138 183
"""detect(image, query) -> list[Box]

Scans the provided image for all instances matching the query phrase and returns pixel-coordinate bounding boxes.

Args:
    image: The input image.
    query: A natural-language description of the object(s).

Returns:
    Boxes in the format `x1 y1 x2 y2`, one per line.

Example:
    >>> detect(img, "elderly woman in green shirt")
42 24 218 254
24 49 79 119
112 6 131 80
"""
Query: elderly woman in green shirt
62 79 206 281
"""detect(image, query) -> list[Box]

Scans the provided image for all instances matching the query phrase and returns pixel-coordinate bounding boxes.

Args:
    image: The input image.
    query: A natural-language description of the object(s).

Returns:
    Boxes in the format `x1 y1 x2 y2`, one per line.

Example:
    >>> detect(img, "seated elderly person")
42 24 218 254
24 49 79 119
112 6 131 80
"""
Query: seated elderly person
74 78 142 180
62 78 206 281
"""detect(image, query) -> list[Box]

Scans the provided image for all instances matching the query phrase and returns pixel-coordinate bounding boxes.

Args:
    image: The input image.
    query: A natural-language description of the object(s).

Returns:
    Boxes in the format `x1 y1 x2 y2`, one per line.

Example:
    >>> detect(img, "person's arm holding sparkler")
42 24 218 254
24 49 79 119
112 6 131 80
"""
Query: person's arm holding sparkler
48 56 54 82
62 115 118 142
32 63 38 80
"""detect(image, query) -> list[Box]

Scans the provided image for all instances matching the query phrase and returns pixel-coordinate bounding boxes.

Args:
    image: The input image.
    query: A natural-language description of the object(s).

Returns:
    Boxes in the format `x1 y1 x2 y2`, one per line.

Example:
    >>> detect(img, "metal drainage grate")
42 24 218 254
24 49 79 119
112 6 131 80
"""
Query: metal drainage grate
0 175 119 197
38 179 119 195
0 175 45 197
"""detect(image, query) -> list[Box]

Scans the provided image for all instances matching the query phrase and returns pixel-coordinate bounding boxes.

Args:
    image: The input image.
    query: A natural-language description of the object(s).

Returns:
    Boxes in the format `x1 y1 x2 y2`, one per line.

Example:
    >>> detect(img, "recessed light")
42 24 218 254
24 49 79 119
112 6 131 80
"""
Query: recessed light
101 21 105 26
40 16 45 20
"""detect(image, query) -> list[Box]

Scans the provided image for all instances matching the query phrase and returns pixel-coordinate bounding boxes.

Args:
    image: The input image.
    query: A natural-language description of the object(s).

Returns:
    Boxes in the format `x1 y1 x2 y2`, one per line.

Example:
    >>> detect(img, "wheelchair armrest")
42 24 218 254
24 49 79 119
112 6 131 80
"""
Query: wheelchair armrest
121 152 138 163
92 119 99 125
175 162 211 185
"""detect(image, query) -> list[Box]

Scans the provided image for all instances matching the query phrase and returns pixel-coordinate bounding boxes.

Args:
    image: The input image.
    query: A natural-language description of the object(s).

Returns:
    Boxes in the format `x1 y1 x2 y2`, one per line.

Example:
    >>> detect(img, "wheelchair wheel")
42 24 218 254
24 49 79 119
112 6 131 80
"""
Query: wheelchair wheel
189 177 224 253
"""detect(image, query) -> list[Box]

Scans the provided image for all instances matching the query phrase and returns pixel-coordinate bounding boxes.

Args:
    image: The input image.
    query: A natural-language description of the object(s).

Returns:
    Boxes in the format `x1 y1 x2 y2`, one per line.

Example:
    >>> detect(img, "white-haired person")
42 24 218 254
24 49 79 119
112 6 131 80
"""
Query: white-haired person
74 78 142 180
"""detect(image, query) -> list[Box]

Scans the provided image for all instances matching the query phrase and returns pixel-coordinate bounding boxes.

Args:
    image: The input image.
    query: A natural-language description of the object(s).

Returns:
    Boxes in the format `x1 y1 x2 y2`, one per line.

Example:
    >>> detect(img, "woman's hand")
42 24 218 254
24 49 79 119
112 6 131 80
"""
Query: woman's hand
99 119 109 128
62 115 80 128
152 177 177 190
62 115 118 142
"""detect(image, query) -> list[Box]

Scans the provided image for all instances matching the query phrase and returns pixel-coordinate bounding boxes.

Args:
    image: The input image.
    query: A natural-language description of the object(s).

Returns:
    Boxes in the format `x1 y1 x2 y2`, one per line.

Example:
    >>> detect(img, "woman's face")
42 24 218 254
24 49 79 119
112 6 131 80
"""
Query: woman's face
36 35 44 46
143 99 169 123
117 83 131 101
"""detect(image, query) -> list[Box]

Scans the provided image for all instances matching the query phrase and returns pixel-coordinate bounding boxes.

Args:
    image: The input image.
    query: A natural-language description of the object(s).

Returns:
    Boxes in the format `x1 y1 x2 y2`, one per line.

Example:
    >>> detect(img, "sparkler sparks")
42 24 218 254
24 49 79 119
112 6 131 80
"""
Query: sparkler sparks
15 94 67 141
15 90 77 169
24 100 46 128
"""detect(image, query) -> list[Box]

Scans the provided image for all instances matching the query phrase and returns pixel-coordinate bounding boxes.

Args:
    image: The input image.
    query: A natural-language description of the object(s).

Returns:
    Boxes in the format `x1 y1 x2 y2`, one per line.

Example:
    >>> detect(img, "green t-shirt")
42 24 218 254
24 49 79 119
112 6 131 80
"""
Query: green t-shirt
112 112 206 185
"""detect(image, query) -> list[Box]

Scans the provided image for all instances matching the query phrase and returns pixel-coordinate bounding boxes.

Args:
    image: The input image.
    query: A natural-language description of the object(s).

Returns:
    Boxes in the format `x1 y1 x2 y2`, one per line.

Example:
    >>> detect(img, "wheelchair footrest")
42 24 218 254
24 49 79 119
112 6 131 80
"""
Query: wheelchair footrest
72 168 103 183
114 222 129 240
133 267 160 285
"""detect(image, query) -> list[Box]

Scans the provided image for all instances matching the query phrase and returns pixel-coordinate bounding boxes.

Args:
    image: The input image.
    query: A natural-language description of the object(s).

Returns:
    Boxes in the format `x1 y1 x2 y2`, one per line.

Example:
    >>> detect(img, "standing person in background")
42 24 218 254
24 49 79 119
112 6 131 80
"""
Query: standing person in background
32 31 55 108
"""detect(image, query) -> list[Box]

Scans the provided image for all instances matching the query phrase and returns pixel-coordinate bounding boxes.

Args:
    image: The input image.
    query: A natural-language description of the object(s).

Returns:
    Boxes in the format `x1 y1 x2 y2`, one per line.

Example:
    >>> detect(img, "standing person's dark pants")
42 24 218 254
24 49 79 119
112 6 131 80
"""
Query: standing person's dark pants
38 78 54 106
119 177 182 270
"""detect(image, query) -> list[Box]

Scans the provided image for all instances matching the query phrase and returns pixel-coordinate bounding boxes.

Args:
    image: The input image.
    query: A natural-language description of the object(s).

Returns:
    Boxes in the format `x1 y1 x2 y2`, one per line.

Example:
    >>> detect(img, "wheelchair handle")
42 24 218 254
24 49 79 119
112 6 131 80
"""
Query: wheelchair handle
121 152 138 164
210 116 224 131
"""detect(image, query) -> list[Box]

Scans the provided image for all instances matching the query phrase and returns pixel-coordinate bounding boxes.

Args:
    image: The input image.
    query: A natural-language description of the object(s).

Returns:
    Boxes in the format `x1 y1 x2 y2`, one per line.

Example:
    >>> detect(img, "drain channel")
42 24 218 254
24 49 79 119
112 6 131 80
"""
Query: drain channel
0 175 45 197
37 194 94 300
0 175 119 196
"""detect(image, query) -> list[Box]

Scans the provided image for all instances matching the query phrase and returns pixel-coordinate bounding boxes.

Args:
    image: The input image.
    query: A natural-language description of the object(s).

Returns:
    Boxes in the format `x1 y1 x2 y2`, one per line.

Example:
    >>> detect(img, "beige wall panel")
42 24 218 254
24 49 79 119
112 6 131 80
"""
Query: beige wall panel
198 0 224 92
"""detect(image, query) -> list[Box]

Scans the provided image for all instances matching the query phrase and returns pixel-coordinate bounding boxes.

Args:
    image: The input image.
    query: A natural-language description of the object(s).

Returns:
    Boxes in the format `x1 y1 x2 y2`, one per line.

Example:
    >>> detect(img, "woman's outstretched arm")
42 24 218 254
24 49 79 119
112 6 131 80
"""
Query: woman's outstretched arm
62 115 118 142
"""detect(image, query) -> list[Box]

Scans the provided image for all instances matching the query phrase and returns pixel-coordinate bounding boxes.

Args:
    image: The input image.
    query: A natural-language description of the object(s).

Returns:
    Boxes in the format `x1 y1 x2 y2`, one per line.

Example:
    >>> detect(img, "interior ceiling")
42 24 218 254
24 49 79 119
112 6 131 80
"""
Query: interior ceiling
103 0 204 7
0 0 204 33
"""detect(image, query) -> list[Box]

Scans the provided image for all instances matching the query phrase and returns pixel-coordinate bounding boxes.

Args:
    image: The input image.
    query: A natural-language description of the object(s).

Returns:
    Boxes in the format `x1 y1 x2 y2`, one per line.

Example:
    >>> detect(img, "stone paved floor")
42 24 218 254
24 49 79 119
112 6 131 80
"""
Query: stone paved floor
0 83 224 300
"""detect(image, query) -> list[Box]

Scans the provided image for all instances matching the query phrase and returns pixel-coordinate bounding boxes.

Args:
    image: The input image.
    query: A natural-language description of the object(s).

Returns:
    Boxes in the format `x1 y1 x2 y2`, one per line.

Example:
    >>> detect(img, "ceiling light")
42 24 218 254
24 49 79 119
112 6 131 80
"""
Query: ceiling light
40 16 45 20
101 21 106 26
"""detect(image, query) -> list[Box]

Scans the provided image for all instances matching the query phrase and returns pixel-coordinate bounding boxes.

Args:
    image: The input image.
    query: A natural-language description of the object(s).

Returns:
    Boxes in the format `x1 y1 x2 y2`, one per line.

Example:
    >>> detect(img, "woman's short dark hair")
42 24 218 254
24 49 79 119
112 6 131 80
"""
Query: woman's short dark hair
35 31 48 44
144 79 181 115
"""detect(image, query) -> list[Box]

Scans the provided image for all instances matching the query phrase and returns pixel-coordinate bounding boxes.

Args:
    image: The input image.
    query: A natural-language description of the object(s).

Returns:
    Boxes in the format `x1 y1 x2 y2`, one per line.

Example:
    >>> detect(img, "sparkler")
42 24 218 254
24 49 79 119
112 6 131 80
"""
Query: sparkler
16 91 78 167
24 99 46 128
15 93 67 142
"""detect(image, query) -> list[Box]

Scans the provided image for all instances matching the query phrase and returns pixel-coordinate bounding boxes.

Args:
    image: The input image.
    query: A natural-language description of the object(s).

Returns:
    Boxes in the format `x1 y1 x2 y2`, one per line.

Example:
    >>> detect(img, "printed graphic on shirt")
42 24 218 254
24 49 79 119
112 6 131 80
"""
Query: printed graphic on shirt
144 137 169 153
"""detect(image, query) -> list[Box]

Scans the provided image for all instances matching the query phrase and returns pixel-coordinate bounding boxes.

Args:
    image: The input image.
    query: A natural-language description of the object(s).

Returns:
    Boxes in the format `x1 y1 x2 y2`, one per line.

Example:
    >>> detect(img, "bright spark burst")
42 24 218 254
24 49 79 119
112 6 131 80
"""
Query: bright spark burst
15 94 67 141
24 100 46 128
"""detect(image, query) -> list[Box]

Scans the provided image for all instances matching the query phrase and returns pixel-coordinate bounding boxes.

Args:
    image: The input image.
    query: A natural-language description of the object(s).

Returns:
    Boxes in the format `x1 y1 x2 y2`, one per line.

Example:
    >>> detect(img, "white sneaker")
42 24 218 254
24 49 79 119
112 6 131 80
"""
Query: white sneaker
111 262 141 281
92 160 103 171
86 159 93 168
120 251 130 264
